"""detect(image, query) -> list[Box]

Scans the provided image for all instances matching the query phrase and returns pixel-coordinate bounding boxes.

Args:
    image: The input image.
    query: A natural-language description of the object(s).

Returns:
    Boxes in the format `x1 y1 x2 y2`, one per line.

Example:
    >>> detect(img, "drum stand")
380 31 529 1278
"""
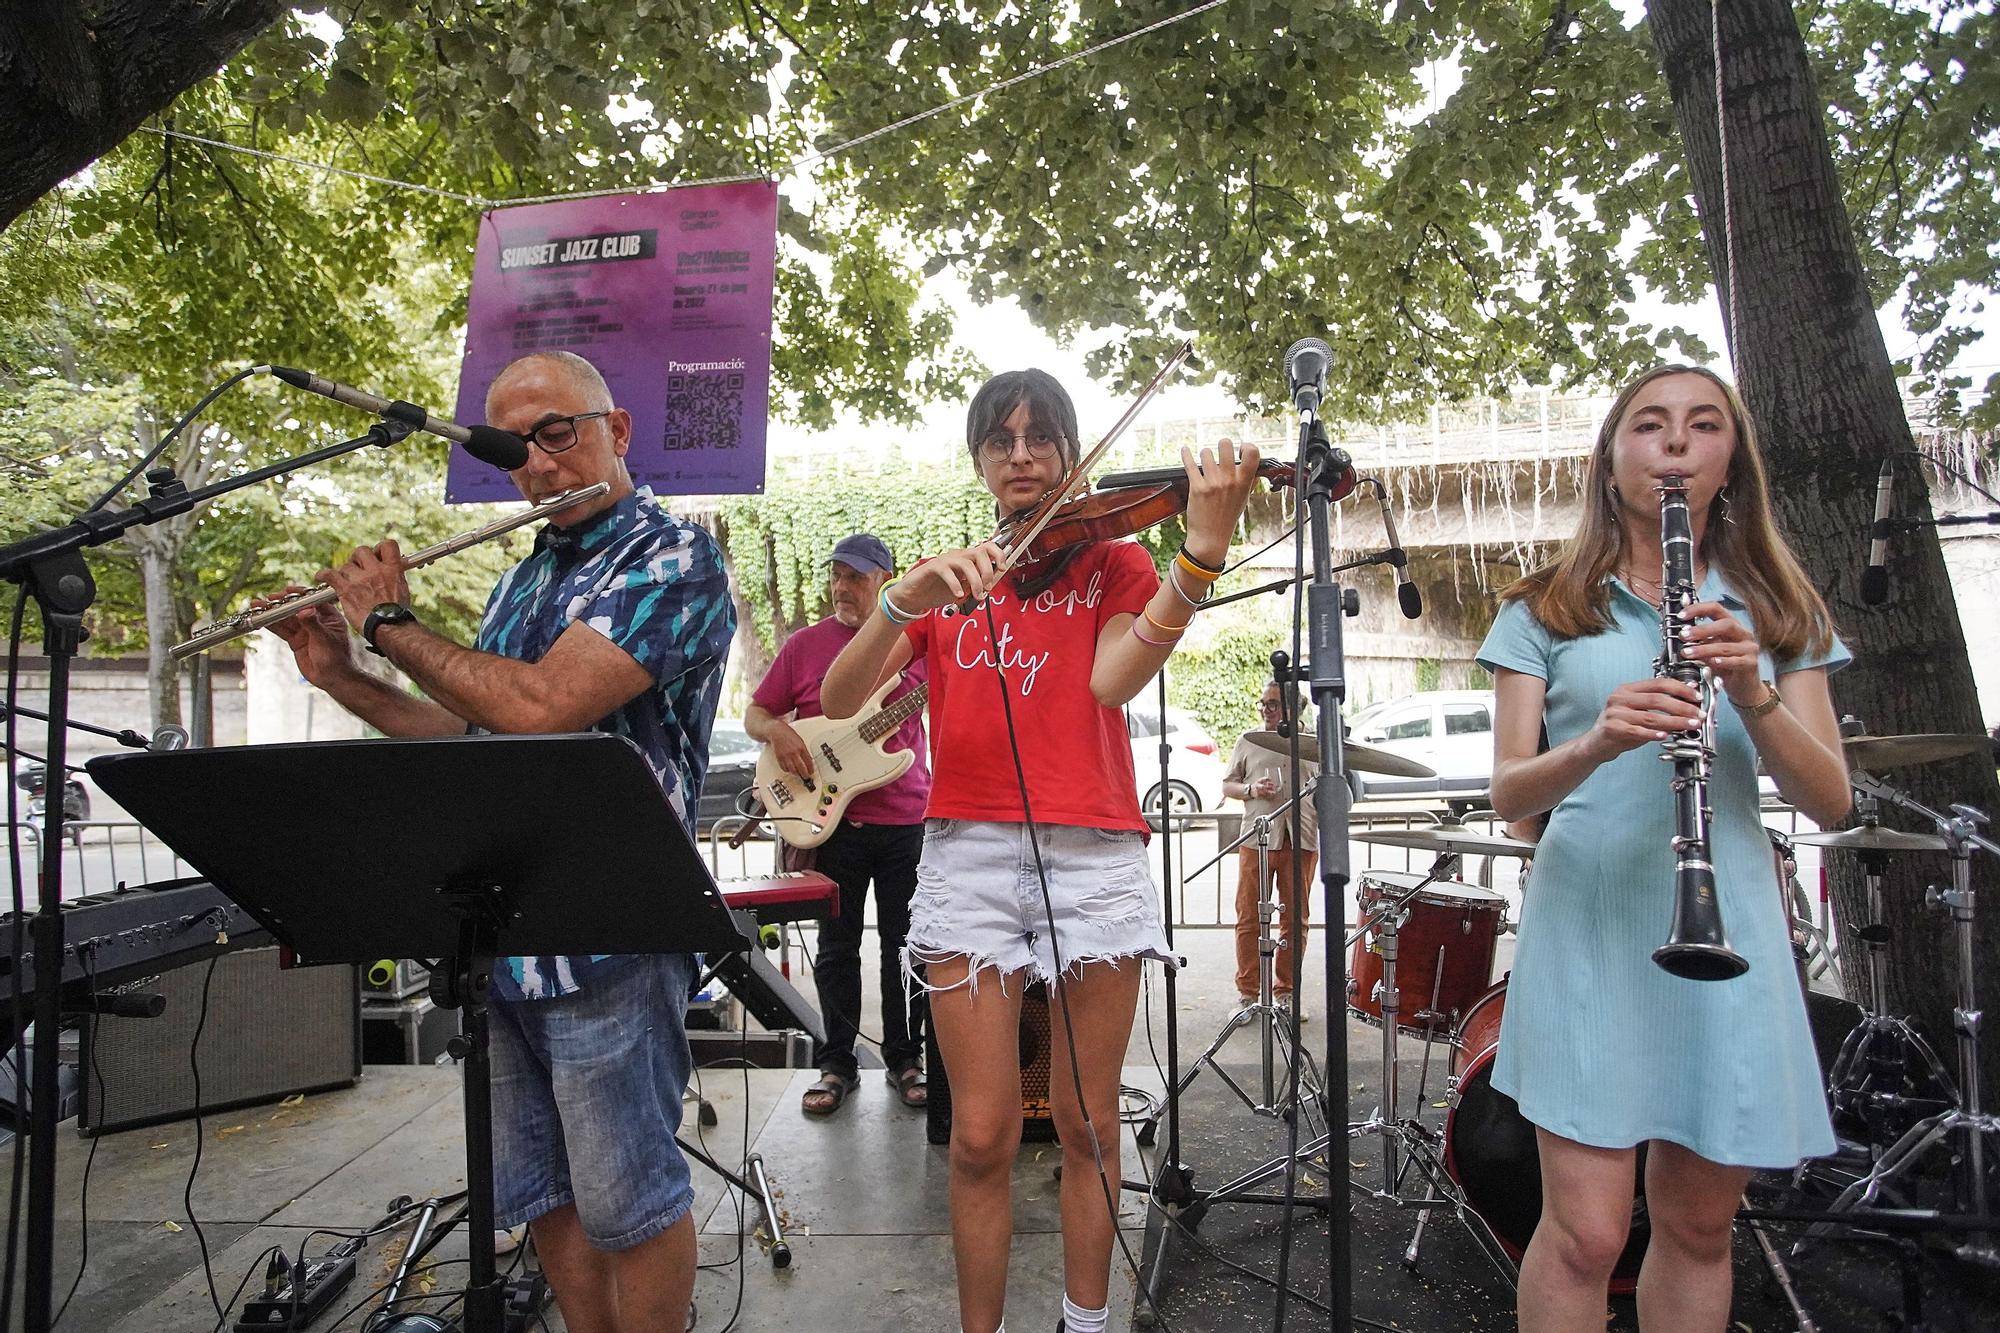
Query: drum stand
1805 776 1999 1263
1820 841 1956 1165
1342 856 1520 1285
1160 804 1326 1125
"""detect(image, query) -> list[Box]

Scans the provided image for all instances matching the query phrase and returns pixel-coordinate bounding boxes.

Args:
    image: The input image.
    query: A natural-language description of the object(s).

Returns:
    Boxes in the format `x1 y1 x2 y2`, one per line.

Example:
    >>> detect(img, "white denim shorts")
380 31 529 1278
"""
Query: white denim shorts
903 818 1179 993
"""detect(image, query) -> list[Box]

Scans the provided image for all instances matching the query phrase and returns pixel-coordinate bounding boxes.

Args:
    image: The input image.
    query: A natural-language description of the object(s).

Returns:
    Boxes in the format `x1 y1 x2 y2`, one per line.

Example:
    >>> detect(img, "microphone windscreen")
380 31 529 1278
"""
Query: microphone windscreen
1860 565 1890 606
1399 580 1424 619
464 424 530 470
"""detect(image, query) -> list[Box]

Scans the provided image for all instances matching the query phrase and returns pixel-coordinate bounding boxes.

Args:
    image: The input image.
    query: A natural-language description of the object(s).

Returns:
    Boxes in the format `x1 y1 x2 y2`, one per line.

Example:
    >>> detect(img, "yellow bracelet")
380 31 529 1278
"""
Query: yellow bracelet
1173 551 1222 586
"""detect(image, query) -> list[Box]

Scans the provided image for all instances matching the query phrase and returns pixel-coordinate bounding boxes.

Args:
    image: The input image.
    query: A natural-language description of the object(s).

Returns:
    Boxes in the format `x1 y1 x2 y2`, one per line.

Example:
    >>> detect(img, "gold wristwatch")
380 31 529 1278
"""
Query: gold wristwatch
1735 679 1783 718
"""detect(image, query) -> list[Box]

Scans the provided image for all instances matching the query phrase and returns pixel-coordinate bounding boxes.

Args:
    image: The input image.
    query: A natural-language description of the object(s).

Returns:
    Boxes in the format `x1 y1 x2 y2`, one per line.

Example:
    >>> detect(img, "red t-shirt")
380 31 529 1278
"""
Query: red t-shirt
903 540 1157 831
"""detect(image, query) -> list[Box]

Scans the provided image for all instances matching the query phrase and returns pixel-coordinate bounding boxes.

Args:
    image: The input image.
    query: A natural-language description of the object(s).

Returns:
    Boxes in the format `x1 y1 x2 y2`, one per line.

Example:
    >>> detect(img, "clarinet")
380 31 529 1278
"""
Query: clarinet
1650 474 1749 981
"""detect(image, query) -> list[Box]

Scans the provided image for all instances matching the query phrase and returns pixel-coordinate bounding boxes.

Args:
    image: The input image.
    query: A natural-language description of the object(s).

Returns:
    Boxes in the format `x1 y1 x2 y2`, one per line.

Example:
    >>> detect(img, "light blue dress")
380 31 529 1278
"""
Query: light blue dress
1475 571 1848 1167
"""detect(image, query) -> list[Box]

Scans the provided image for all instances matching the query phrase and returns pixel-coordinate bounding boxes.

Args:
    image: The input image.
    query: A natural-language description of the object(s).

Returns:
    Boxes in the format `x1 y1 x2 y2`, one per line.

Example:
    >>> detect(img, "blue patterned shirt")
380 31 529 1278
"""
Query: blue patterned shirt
473 489 735 1001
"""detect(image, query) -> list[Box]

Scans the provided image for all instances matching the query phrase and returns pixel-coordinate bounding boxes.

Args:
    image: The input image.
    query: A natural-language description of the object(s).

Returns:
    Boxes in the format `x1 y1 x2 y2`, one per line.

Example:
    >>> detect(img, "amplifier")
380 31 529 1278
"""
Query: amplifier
80 946 362 1136
926 980 1058 1146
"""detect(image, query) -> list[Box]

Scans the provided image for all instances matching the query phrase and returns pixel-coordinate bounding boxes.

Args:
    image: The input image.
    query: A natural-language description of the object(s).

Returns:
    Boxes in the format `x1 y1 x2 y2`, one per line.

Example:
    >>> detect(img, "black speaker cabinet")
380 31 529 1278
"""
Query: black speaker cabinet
79 946 362 1136
925 980 1058 1146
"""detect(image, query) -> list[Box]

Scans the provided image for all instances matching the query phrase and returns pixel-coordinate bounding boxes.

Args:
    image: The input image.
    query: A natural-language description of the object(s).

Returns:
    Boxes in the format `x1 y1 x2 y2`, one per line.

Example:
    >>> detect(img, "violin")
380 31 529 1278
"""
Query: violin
998 459 1302 562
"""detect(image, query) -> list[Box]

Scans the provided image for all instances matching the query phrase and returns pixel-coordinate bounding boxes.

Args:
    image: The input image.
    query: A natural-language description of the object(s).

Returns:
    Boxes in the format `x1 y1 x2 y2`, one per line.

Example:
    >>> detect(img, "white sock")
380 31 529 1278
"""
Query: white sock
1062 1295 1109 1333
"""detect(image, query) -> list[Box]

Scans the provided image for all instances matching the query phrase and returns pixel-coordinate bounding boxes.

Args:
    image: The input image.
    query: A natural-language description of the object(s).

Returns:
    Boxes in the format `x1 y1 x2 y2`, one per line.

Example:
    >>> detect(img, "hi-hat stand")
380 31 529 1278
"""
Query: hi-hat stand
1803 772 1999 1262
1165 791 1326 1123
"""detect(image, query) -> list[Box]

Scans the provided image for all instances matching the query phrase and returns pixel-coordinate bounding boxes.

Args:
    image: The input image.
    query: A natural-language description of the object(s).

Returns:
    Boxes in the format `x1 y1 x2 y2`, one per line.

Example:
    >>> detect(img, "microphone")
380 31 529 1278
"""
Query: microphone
263 366 529 470
1862 459 1894 606
1283 337 1332 413
1369 479 1423 618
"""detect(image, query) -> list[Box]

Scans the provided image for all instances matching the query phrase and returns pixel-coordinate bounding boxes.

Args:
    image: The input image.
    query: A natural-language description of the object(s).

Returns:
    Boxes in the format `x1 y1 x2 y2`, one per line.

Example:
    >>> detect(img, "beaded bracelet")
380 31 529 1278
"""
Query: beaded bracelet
878 578 920 626
1131 618 1182 648
1176 546 1225 577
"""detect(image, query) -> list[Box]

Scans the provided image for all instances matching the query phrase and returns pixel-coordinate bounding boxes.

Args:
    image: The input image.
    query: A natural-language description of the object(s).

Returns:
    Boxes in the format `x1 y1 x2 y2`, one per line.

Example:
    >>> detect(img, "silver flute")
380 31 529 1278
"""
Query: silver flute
170 482 609 661
1650 473 1748 980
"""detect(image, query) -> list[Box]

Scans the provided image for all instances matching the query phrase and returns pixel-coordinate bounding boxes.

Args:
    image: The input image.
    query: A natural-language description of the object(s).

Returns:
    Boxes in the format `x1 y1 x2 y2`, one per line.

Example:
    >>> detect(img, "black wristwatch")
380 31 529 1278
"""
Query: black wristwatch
362 602 418 656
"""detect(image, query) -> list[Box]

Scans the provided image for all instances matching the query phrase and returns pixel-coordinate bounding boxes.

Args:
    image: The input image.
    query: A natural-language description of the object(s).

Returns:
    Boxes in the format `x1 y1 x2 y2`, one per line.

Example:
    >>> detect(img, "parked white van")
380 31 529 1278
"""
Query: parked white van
1344 689 1497 808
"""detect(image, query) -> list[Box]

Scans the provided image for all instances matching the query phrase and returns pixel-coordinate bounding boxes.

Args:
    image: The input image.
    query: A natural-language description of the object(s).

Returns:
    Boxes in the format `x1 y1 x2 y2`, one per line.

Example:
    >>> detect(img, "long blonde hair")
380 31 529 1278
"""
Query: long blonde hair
1503 365 1835 662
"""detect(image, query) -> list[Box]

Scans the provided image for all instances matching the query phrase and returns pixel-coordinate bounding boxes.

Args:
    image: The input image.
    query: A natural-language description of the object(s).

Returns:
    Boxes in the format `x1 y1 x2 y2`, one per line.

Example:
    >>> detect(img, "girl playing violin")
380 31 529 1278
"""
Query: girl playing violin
821 368 1261 1333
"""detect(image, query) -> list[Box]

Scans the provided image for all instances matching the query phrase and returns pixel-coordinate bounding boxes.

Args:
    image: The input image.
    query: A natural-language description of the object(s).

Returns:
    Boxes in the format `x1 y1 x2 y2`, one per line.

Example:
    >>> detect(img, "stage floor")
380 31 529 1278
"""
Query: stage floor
16 1041 1994 1331
9 925 1995 1331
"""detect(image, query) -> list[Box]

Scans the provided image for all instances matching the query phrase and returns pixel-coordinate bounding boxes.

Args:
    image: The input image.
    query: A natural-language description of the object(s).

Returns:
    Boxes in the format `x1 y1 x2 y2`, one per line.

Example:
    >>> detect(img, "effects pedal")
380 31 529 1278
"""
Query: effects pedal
231 1243 360 1330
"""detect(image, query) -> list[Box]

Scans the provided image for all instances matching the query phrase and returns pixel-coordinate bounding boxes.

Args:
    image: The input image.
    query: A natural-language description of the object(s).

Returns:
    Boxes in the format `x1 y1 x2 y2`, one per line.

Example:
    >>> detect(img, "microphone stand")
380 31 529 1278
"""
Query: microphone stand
0 414 415 1333
1263 411 1357 1331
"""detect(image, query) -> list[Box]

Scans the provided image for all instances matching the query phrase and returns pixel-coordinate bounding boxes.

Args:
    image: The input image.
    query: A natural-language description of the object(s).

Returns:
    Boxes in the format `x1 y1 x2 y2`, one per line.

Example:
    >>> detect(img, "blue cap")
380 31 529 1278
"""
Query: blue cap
827 533 895 576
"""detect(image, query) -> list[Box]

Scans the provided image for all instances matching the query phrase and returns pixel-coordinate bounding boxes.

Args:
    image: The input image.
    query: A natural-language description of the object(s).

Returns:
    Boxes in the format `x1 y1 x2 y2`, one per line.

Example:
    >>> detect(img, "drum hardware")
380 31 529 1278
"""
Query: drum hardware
1741 1199 1822 1333
1791 805 1958 1167
1768 827 1839 986
1340 849 1528 1291
1798 771 2000 1263
1351 822 1538 860
1166 791 1326 1125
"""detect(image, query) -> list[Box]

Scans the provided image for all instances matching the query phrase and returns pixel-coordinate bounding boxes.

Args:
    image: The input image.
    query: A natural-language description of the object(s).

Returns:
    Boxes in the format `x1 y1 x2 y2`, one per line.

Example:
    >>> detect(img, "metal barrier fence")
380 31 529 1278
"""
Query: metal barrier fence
702 797 1829 937
12 806 1819 927
8 821 193 901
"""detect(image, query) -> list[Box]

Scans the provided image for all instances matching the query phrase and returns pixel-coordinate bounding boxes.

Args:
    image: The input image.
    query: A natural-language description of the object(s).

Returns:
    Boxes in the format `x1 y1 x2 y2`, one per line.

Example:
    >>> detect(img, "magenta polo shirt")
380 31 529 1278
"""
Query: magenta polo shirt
750 615 931 825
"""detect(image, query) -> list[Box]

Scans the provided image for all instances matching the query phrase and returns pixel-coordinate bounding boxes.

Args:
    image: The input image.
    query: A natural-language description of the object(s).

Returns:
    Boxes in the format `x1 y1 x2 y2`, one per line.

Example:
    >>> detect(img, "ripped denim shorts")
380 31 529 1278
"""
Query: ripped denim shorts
904 818 1179 992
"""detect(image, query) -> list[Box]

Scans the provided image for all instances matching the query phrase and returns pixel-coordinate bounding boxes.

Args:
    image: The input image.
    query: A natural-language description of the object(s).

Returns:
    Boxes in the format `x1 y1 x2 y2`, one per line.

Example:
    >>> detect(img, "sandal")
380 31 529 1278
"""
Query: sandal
887 1062 928 1109
801 1072 855 1117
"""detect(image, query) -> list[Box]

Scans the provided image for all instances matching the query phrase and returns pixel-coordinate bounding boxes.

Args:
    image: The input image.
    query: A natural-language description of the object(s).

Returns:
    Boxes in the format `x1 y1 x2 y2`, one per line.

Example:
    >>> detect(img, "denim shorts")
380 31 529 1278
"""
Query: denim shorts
487 951 696 1247
904 819 1178 991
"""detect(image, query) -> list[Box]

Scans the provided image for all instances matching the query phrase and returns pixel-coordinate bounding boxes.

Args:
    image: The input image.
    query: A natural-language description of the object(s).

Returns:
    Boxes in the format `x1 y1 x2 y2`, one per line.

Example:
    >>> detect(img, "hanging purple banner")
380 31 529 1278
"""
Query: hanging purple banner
447 182 777 502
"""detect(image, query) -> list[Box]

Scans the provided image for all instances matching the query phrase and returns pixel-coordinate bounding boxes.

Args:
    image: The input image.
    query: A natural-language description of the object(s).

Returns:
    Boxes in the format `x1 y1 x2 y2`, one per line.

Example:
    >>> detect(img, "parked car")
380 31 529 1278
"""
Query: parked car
697 720 760 830
1126 702 1227 818
1344 689 1497 808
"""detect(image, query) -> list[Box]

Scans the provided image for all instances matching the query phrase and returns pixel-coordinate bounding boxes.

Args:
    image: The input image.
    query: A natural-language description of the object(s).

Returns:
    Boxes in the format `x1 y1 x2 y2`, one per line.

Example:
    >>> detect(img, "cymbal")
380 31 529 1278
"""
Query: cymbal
1353 826 1538 860
1843 732 1990 771
1788 825 1948 853
1240 729 1436 779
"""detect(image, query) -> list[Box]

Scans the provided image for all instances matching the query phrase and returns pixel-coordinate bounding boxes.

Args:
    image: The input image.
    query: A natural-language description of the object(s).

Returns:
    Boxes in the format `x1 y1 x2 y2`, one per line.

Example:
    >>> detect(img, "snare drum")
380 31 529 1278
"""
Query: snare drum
1443 978 1651 1294
1346 872 1505 1033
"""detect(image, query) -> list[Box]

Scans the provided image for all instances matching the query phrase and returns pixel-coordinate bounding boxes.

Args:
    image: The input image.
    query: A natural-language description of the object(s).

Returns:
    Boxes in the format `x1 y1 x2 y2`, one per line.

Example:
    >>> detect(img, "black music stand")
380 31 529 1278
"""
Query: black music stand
88 732 748 1333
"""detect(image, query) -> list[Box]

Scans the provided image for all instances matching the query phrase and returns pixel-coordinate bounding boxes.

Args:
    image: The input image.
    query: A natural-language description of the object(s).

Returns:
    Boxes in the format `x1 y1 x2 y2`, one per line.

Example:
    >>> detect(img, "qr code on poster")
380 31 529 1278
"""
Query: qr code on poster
663 371 745 451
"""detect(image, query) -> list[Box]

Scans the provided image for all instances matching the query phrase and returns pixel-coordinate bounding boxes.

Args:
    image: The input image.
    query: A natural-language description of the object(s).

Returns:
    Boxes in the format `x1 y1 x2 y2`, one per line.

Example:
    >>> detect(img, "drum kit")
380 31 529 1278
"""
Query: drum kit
1164 717 1995 1315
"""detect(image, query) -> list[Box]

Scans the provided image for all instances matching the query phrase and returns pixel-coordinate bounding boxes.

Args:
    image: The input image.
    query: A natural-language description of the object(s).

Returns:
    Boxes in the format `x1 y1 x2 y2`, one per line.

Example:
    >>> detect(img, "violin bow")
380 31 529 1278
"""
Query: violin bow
985 339 1195 588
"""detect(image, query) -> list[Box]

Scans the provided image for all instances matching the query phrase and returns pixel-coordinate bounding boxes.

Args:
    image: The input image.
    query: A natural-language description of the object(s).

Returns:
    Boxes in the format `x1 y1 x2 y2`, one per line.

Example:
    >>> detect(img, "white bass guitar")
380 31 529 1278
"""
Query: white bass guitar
754 676 929 849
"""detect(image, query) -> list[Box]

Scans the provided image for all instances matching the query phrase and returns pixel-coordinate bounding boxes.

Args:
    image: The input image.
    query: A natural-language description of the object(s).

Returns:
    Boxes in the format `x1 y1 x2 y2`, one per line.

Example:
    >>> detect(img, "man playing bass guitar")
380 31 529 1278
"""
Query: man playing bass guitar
746 533 932 1116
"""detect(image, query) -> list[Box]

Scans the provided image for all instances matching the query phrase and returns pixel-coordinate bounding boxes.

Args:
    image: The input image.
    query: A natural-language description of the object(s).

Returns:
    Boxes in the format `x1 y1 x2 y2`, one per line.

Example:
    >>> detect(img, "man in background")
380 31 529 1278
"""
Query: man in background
746 534 931 1116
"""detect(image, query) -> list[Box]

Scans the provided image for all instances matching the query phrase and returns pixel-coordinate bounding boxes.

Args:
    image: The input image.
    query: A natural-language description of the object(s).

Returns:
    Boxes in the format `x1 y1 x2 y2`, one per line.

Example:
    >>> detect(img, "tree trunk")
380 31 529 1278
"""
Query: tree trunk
0 0 286 228
1651 0 2000 1101
134 536 181 729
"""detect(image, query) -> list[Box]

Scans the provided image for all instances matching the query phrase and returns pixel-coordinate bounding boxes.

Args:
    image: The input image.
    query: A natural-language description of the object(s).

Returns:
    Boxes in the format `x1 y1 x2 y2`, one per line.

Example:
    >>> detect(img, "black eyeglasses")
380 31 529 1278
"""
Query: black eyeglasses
976 430 1064 462
518 411 610 455
1258 699 1286 711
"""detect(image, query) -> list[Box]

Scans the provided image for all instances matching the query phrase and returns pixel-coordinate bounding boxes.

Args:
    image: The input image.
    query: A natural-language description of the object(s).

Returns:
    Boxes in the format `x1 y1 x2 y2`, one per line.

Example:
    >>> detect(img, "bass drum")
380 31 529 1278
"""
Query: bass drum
1443 979 1651 1295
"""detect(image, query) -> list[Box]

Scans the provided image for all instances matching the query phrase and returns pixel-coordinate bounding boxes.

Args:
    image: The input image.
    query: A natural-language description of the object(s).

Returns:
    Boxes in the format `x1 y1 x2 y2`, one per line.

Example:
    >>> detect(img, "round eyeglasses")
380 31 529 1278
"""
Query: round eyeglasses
976 430 1064 462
